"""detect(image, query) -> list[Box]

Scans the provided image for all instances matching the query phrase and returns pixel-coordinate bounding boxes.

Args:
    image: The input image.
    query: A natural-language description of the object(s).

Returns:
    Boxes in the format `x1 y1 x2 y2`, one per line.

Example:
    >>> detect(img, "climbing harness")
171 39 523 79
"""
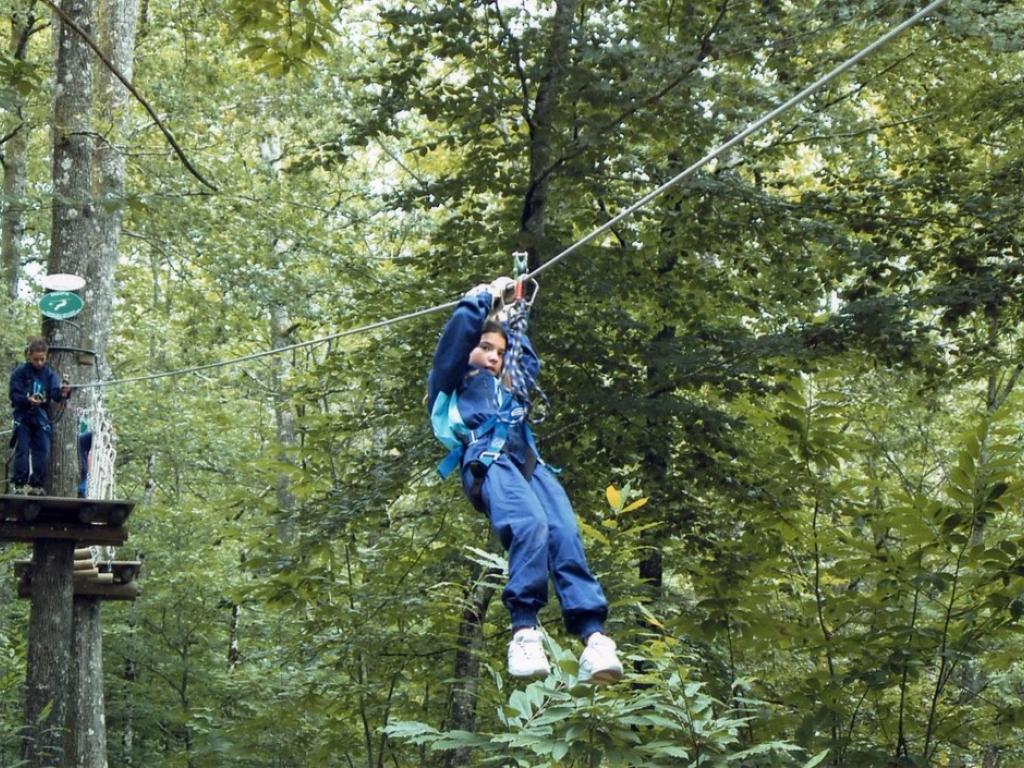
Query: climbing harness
430 389 497 479
432 383 543 482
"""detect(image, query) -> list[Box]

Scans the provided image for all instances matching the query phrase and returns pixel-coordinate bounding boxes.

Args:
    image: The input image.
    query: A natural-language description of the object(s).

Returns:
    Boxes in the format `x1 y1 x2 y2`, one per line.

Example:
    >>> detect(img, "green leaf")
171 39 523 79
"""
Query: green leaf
606 485 622 511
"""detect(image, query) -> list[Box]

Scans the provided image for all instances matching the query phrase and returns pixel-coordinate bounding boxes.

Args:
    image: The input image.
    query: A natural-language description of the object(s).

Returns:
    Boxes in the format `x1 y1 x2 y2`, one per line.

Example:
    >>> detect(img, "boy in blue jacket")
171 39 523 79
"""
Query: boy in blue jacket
427 281 623 684
9 339 71 495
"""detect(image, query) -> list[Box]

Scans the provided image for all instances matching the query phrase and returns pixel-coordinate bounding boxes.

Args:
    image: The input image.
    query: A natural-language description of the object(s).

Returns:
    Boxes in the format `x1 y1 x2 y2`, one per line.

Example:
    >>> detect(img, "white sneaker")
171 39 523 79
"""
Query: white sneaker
578 633 623 684
508 628 551 678
9 484 27 496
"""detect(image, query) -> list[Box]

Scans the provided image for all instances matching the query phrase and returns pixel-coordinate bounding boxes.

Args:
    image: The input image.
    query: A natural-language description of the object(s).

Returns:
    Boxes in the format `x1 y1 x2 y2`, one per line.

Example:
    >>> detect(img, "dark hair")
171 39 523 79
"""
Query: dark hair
481 320 507 341
26 338 48 355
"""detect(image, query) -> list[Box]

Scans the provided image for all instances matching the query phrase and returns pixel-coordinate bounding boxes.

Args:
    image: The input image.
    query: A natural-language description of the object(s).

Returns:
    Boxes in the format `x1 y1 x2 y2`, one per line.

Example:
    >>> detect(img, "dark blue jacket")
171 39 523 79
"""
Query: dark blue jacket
9 362 66 427
427 292 540 466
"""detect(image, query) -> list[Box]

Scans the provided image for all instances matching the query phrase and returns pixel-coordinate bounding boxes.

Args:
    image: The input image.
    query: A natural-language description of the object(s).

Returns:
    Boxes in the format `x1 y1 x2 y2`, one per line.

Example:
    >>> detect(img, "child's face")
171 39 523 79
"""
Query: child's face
469 332 507 376
28 351 46 370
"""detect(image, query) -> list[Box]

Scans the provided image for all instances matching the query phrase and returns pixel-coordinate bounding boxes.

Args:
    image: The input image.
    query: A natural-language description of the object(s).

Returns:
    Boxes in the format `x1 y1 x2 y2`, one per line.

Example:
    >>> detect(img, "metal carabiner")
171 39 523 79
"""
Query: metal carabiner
510 251 538 308
519 277 539 308
512 250 529 277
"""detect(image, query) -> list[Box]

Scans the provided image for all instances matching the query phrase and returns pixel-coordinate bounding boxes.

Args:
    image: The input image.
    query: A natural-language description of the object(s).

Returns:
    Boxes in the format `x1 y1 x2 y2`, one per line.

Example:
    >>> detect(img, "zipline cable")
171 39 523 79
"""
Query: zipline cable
75 0 946 391
73 300 461 389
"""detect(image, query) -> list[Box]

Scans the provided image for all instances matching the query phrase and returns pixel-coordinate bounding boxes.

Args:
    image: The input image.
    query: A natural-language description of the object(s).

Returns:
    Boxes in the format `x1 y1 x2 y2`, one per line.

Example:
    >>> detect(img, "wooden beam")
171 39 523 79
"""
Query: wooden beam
0 522 127 546
0 495 134 527
17 560 141 601
100 562 141 583
16 561 141 585
17 579 139 601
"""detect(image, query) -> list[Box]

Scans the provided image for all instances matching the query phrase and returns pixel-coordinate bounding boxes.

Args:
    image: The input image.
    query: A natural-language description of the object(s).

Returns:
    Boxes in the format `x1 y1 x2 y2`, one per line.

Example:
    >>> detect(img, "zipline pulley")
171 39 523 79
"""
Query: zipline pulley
500 250 538 314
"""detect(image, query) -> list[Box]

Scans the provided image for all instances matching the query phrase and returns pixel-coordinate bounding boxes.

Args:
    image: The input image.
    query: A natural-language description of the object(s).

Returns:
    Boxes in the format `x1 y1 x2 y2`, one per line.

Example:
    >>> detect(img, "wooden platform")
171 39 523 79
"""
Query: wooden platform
0 495 134 545
16 560 142 601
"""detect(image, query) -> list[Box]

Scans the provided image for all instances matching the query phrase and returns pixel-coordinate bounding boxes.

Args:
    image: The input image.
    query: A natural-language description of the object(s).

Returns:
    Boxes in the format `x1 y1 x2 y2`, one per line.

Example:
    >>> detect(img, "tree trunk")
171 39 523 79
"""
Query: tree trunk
64 5 135 762
46 0 96 495
121 458 154 768
22 540 74 766
0 120 27 301
90 0 137 381
639 324 673 602
270 302 298 538
519 0 578 269
1 7 37 301
70 597 107 768
442 564 498 768
23 1 97 766
120 588 139 767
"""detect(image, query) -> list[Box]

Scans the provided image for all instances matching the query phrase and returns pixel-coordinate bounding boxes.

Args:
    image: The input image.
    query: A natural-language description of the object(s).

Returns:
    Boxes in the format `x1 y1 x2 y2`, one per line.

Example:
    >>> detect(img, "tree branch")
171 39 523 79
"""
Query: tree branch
765 48 922 152
13 2 44 60
487 0 533 133
0 122 23 148
530 0 729 195
991 363 1023 412
40 0 219 191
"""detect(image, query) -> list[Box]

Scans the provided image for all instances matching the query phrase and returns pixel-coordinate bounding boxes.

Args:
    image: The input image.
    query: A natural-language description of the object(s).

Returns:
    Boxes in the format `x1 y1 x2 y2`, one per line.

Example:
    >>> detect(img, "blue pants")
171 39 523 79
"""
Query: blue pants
12 418 51 488
468 455 608 639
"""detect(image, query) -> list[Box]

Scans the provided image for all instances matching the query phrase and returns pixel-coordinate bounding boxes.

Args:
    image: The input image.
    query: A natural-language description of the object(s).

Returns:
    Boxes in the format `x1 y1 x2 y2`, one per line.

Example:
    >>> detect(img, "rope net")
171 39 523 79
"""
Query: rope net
80 385 118 563
81 387 117 501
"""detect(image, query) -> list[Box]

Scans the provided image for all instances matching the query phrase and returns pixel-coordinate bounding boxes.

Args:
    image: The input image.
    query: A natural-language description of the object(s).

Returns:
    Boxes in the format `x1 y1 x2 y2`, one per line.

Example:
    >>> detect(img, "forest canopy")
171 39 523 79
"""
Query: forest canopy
1 1 1024 766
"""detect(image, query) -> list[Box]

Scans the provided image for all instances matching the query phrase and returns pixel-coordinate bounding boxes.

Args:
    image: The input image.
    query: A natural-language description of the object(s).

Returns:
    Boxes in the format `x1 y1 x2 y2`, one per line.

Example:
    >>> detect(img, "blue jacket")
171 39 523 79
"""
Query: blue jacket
9 362 66 427
427 292 540 468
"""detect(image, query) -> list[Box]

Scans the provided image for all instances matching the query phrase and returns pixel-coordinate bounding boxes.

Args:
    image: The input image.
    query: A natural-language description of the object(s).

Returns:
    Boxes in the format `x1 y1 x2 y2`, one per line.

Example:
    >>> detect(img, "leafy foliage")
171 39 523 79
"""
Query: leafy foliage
3 1 1024 766
388 633 825 767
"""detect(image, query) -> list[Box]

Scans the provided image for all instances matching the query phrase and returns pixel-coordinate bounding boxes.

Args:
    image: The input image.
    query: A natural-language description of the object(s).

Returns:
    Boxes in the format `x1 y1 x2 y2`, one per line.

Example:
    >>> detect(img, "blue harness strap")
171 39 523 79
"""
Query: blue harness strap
434 386 515 480
473 418 508 471
436 413 500 479
436 448 463 480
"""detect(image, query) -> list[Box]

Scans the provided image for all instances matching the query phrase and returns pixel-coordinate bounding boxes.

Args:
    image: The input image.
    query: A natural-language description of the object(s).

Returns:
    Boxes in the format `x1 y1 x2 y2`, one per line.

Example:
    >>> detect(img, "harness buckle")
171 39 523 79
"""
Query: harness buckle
478 450 502 464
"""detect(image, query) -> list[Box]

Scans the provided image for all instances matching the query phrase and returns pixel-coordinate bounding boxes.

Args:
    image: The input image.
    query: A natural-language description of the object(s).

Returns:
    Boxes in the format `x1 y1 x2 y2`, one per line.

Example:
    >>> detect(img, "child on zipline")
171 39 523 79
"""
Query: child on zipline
8 338 71 495
427 279 623 683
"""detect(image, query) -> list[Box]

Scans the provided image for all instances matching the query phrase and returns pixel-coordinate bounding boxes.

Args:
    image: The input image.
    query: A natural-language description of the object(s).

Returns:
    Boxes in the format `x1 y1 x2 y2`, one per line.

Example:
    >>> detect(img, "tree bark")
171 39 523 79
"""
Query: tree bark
518 0 578 269
46 0 96 495
120 587 139 767
65 8 137 757
90 0 137 381
22 539 74 766
441 564 498 768
70 597 107 768
2 121 29 301
1 8 36 301
270 301 298 540
122 460 155 768
23 1 97 766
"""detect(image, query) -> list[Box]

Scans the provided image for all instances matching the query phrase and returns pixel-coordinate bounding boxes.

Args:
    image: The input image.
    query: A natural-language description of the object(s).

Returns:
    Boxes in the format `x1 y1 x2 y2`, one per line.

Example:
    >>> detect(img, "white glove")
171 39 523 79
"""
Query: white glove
464 283 492 299
489 276 516 305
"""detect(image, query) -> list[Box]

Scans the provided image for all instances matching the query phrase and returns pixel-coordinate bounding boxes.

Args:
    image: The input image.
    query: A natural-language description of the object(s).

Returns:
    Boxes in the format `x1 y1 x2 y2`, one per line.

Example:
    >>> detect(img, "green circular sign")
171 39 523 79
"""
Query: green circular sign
38 291 84 320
